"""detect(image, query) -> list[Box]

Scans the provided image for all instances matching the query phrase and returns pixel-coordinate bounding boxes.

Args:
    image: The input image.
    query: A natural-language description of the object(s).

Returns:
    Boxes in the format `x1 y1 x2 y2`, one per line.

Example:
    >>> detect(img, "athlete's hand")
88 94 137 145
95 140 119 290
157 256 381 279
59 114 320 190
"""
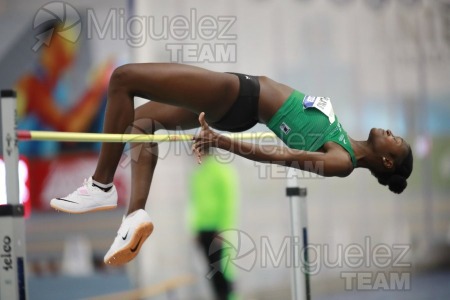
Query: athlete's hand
193 112 220 164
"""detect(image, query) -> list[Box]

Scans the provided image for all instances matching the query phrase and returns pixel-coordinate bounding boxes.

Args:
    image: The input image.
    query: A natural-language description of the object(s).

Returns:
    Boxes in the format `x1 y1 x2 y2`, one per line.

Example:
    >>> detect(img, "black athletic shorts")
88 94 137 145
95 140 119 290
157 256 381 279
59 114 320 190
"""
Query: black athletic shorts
210 72 260 132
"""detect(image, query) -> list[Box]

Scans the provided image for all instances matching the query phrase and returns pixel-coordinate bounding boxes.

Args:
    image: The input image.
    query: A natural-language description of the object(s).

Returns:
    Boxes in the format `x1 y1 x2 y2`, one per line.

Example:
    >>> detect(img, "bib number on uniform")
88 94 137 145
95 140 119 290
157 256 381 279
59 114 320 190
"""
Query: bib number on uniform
303 95 336 124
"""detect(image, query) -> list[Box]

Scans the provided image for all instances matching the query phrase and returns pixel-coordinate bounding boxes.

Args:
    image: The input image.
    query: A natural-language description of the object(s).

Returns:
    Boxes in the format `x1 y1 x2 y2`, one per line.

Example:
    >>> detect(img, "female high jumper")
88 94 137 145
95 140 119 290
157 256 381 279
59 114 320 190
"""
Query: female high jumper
50 63 413 265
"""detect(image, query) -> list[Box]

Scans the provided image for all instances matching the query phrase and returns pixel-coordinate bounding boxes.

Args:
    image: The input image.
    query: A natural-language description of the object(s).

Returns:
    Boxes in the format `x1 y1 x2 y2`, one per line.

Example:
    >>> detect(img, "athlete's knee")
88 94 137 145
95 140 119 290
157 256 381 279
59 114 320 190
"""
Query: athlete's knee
131 117 165 135
129 120 150 135
109 64 135 89
128 120 159 156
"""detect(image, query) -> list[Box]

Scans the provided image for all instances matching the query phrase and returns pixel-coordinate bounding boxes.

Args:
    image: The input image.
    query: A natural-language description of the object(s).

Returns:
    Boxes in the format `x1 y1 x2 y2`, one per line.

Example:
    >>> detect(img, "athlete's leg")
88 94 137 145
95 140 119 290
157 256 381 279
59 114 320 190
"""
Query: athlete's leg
92 63 239 184
126 101 199 215
103 86 234 265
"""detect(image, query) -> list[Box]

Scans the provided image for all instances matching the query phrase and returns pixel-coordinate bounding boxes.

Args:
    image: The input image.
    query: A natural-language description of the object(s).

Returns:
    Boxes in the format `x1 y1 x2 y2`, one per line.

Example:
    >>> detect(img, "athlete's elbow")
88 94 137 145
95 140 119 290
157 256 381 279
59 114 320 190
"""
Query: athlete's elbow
283 160 352 177
322 164 353 177
280 160 325 176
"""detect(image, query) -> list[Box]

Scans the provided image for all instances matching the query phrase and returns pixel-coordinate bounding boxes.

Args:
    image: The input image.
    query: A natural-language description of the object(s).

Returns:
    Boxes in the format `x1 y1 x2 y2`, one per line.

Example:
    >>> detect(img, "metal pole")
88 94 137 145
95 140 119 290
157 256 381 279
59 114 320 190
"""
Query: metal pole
286 168 310 300
0 90 27 300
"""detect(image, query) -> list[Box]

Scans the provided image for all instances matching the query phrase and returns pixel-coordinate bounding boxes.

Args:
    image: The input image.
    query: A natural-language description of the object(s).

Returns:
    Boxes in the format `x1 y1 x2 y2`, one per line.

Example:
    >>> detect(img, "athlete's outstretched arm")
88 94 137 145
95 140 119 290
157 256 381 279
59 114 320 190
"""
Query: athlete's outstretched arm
193 113 353 177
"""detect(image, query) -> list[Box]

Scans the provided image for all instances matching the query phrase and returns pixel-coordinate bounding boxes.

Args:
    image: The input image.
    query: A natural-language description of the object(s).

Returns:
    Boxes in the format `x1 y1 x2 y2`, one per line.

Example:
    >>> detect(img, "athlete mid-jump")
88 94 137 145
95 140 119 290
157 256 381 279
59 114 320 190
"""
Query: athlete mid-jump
50 63 413 265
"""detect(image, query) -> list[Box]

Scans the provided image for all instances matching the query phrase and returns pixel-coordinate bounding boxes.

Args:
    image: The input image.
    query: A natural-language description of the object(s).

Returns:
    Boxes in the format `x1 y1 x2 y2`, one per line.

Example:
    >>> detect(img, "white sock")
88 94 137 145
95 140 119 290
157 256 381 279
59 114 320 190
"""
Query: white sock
92 179 113 189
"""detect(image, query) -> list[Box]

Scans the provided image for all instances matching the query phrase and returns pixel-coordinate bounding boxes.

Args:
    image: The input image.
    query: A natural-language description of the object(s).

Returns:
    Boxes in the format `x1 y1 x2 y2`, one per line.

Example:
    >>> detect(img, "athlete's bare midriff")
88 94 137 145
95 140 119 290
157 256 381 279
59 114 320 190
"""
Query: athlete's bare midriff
258 76 294 123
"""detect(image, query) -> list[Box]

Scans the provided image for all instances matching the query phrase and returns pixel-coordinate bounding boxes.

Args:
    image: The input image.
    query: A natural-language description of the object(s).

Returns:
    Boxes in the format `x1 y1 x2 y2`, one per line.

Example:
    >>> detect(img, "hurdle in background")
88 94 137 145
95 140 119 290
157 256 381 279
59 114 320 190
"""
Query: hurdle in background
0 90 27 300
2 90 310 300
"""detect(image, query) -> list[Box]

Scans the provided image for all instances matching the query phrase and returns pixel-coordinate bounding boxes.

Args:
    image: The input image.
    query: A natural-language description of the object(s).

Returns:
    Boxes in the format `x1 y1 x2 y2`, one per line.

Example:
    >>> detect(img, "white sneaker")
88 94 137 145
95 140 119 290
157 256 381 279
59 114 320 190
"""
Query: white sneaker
50 177 118 213
104 209 153 266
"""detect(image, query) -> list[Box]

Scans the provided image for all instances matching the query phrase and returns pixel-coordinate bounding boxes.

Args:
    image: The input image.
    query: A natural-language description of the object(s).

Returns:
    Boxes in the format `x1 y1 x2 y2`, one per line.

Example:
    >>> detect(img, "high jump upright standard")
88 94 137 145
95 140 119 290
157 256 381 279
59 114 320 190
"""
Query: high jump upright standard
287 168 310 300
0 90 27 300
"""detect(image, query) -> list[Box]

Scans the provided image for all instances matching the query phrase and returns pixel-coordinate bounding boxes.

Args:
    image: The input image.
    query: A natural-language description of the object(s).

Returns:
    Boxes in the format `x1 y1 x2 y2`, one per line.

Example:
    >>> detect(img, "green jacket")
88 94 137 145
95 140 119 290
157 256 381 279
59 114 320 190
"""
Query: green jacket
188 156 238 232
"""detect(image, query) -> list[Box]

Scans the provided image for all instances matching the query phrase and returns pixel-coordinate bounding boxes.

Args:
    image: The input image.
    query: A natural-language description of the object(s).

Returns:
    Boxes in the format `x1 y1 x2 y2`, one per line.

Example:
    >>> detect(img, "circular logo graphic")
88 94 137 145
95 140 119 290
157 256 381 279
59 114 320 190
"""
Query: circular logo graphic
206 229 257 279
33 2 82 51
118 121 181 168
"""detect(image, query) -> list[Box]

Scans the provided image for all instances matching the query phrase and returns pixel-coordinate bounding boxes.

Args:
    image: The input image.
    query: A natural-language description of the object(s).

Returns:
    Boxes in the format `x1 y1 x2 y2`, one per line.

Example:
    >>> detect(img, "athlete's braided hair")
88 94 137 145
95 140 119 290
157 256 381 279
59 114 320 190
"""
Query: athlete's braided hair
372 147 413 194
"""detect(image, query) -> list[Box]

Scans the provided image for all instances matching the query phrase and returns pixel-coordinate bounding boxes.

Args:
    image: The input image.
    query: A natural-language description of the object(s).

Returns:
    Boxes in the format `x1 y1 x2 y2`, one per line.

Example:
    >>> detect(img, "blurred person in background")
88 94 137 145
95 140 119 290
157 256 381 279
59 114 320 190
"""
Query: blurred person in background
188 151 238 300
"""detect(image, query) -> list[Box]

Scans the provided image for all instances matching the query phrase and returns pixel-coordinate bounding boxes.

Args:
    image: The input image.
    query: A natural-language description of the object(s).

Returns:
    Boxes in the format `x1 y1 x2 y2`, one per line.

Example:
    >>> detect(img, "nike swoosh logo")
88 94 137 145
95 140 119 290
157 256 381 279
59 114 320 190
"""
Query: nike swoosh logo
130 237 142 253
56 198 78 204
122 231 128 240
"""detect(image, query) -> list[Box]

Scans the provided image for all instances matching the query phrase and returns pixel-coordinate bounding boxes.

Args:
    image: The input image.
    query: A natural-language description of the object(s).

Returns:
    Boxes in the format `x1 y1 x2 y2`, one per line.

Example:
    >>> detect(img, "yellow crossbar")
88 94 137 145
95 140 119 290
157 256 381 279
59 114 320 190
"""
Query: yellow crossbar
17 130 277 143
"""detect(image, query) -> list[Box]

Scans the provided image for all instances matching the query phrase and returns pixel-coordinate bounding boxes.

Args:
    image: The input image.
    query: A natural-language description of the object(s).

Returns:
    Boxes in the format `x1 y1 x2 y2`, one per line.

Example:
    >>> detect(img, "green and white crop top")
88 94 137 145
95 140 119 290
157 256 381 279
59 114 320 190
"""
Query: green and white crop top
267 90 357 167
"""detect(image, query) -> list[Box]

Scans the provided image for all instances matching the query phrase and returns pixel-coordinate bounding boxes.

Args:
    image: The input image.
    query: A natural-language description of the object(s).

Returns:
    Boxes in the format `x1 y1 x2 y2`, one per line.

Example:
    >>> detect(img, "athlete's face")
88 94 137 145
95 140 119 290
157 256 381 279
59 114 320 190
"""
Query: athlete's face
368 128 410 171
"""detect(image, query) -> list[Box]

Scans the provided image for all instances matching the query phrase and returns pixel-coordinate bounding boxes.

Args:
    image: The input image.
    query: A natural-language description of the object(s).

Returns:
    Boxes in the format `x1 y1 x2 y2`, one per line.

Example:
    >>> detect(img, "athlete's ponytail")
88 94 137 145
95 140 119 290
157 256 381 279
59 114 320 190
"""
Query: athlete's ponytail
372 147 413 194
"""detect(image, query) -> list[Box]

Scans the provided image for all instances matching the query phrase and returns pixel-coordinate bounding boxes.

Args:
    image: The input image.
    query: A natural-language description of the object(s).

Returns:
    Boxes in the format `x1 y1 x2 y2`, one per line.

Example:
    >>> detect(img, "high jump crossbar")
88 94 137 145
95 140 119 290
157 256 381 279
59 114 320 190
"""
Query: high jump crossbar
16 130 277 143
2 91 310 300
